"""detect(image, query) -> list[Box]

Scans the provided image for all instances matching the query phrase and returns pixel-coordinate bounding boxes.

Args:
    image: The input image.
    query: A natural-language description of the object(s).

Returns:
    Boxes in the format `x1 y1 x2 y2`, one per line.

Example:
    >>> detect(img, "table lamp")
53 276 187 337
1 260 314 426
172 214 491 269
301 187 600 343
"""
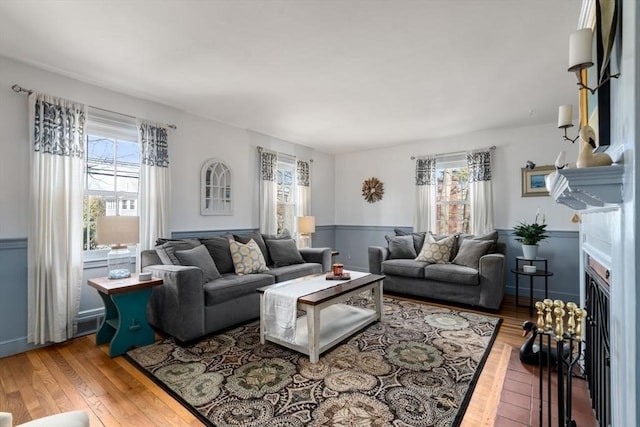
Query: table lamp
296 216 315 248
96 216 139 279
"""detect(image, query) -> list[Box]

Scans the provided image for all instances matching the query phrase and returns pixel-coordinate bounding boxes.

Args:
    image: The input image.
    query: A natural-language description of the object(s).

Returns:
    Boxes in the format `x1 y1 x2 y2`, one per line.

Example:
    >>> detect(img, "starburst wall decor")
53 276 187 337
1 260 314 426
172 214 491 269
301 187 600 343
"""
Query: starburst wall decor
362 177 384 203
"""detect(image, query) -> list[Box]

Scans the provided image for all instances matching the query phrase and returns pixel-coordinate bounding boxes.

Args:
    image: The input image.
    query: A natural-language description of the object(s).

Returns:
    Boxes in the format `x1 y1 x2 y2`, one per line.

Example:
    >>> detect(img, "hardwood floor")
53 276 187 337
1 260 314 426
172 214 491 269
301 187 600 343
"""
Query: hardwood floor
0 295 540 426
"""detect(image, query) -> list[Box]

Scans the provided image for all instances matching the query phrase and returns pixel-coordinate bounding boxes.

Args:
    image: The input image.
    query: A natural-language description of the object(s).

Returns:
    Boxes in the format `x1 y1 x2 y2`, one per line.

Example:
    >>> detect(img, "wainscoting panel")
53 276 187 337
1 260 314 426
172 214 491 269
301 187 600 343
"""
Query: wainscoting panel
0 239 29 357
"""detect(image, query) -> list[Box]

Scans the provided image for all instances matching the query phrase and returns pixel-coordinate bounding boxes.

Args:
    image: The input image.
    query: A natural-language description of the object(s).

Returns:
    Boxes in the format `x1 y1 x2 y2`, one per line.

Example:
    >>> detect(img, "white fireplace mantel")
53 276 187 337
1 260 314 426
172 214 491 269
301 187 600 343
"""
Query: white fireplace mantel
546 165 624 210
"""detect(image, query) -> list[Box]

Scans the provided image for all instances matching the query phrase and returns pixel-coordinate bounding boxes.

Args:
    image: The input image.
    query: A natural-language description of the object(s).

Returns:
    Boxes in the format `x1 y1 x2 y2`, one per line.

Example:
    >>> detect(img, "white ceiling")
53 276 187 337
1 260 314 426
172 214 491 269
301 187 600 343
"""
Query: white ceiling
0 0 582 154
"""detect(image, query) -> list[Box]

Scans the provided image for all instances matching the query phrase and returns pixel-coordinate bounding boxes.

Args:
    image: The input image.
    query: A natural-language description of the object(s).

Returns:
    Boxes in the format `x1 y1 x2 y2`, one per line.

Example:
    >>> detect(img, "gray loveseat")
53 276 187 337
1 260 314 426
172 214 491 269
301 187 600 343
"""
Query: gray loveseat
368 229 505 310
141 231 332 342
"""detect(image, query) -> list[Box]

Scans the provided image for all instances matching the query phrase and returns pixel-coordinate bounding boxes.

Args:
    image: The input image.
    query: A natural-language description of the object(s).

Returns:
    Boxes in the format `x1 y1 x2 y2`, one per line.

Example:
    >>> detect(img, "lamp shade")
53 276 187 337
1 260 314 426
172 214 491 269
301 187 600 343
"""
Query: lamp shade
558 104 573 128
568 28 593 72
296 216 316 235
95 216 139 246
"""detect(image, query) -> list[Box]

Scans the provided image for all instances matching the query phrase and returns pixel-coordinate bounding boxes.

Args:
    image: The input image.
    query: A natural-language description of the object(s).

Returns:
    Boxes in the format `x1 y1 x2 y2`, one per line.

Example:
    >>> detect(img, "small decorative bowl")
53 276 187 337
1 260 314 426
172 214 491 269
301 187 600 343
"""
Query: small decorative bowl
523 265 537 273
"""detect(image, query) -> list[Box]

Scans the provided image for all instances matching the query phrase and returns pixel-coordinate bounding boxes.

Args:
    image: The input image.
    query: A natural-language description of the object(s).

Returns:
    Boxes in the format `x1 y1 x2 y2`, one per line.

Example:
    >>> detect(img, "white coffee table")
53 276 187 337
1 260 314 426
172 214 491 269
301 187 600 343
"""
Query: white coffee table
257 272 384 363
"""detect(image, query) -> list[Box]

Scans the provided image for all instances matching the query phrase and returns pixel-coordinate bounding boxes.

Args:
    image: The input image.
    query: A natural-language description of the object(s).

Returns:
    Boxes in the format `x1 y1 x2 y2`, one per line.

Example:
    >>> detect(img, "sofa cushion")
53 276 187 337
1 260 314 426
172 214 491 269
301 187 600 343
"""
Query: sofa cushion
451 239 494 269
456 230 498 256
415 234 456 264
385 235 417 259
265 238 305 267
233 232 270 266
424 263 479 286
174 244 222 282
199 236 235 274
229 238 269 275
265 263 323 282
204 273 275 306
382 259 429 278
393 228 427 254
155 239 201 265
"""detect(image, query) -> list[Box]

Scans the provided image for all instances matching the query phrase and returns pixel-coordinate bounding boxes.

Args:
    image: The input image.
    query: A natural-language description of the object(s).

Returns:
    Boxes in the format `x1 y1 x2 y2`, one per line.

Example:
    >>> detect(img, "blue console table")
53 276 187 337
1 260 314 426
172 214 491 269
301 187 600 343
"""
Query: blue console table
88 273 163 357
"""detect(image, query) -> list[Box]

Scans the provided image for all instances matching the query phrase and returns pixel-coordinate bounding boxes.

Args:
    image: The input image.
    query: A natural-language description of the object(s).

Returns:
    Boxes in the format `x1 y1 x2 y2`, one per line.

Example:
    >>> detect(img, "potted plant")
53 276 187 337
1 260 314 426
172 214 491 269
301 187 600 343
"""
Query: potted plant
513 210 548 259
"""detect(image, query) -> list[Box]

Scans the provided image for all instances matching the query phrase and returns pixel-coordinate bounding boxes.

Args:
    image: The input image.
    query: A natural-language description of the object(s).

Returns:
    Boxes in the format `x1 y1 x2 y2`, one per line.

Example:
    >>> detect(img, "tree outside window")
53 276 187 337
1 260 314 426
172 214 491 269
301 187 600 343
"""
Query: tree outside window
435 163 470 234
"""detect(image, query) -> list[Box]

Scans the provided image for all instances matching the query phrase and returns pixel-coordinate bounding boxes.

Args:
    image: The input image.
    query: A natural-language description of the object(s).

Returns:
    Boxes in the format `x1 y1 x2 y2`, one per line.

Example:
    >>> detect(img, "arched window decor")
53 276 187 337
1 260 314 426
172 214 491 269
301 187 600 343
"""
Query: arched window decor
201 159 232 215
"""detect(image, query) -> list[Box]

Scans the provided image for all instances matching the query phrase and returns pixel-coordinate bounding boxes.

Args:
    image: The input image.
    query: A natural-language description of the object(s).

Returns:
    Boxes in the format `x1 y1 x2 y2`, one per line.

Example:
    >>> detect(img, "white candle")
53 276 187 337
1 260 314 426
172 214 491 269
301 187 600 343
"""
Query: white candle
558 104 573 128
568 28 593 72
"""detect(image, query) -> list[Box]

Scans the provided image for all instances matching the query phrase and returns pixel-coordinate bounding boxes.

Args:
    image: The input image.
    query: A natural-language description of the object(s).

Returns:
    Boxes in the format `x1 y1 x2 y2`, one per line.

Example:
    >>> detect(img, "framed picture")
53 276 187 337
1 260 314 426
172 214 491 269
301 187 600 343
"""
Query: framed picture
521 165 555 197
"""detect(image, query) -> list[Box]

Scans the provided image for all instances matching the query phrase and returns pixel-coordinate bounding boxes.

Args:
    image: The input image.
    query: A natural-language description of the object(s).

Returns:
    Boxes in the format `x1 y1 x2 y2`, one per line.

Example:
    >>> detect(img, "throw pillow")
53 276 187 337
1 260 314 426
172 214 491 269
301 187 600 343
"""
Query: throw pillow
233 232 270 266
229 238 269 275
265 239 305 267
457 230 499 256
415 234 456 264
262 230 293 266
174 244 222 282
451 239 494 269
393 228 426 254
385 235 417 259
199 236 235 274
154 239 201 265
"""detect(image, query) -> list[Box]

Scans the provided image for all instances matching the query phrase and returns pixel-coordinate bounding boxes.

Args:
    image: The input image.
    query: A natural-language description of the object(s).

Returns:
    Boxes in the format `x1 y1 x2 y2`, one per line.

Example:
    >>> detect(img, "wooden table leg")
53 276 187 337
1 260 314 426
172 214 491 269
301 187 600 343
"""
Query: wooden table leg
373 281 383 320
259 294 265 345
306 305 320 363
108 289 154 357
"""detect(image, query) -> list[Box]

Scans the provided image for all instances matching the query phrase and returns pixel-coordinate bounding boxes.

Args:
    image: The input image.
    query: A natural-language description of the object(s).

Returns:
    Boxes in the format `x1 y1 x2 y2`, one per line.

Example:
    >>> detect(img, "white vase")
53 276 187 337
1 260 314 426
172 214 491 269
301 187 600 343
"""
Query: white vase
522 244 539 260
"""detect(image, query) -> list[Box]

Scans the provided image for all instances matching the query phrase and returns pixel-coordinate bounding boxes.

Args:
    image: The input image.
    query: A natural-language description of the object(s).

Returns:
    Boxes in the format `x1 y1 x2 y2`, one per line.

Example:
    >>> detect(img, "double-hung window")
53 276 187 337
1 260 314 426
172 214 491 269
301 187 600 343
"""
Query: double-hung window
435 155 470 234
276 155 296 234
82 112 139 251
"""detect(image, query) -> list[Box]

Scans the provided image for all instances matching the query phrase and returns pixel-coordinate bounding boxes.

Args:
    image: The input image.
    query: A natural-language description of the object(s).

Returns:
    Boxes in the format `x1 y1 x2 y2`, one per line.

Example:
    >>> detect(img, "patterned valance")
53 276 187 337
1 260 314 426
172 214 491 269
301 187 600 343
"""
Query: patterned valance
260 150 277 182
33 96 86 158
139 122 169 168
467 150 492 182
296 160 310 187
415 157 436 186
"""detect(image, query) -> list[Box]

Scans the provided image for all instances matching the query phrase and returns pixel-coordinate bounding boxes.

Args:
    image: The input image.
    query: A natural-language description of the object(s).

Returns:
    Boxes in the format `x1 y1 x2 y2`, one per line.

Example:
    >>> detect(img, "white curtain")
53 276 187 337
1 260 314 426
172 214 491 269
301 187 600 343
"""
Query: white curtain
467 150 494 234
259 148 278 234
296 159 311 217
27 93 87 344
414 157 436 232
138 121 171 250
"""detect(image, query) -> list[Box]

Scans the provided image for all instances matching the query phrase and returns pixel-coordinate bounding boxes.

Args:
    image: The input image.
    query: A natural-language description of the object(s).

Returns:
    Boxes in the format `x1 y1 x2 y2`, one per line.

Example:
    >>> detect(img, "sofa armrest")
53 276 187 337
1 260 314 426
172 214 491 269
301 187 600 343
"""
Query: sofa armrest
299 247 332 272
142 264 206 342
368 246 389 275
477 253 505 310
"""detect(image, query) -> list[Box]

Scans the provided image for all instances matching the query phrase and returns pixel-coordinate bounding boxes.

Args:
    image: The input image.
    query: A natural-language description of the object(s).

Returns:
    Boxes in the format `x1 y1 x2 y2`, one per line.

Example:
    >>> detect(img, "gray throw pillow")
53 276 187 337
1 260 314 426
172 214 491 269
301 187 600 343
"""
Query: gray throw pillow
457 230 498 256
155 239 201 265
451 239 493 269
262 230 293 265
200 236 235 274
385 235 417 259
174 244 222 282
394 228 426 254
265 239 305 267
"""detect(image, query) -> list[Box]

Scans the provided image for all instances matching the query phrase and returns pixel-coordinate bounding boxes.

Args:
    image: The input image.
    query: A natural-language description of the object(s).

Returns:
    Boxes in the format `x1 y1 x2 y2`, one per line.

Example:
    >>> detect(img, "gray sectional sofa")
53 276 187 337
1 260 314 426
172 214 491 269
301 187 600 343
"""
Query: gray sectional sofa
141 231 332 342
368 229 505 310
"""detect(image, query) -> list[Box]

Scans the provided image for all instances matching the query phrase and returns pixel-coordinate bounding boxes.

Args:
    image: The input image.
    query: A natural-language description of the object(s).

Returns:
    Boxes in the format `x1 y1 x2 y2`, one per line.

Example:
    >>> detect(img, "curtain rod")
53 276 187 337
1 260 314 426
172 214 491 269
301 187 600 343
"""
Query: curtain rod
257 146 314 162
11 84 177 130
411 145 495 160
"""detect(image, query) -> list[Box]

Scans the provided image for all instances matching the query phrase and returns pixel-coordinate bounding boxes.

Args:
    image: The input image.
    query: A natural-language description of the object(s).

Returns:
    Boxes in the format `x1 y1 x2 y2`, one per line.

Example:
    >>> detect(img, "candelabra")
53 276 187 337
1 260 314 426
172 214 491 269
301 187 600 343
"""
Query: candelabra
533 299 587 427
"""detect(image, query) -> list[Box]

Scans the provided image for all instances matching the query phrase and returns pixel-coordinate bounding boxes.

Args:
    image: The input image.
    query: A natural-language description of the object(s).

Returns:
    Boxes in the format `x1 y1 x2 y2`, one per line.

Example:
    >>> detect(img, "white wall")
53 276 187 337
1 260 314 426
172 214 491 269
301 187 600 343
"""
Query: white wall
335 122 580 231
0 56 335 238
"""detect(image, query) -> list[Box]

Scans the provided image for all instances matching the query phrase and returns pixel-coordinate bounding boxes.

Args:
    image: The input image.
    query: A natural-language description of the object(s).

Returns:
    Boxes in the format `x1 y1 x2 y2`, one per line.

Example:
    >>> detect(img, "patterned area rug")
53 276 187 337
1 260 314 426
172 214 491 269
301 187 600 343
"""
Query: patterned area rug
126 296 501 426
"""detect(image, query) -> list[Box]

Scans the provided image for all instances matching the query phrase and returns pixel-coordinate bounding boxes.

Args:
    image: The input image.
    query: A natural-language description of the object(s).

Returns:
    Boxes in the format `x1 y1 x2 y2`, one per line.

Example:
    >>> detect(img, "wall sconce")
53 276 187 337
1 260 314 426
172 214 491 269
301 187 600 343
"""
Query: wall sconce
296 216 316 249
96 216 139 279
568 28 619 94
557 104 580 143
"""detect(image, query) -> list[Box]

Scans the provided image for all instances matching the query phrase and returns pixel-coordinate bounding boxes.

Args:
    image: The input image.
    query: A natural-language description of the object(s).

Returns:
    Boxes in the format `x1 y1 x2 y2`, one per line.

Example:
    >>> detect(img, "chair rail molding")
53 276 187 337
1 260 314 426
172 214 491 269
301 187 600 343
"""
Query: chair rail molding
546 165 624 210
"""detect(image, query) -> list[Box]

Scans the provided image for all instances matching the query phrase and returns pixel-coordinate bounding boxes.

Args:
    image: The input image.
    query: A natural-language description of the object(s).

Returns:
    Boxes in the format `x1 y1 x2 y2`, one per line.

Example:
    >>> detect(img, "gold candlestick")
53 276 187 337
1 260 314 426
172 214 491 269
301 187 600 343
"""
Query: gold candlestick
544 299 554 330
566 302 577 335
535 301 545 329
554 307 566 340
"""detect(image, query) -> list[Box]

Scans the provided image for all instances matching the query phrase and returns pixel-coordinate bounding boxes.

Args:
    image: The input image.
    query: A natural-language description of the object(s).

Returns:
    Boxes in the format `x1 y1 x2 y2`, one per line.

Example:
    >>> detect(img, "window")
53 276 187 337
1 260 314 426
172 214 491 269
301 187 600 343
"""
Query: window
276 156 296 234
435 156 470 234
201 159 232 215
82 113 139 250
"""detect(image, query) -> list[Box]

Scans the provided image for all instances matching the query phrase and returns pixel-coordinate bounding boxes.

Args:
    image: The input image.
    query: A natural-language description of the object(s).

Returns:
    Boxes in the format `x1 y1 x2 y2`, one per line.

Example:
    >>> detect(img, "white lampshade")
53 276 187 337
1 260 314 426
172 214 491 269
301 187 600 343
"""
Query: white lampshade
568 28 593 72
296 216 316 235
96 216 139 247
557 104 573 128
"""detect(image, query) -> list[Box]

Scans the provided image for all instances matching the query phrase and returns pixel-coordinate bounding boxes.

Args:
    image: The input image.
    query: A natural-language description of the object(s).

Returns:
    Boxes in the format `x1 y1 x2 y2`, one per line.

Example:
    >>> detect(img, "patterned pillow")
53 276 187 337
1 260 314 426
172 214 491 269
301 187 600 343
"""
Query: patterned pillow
229 238 269 275
415 234 456 264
